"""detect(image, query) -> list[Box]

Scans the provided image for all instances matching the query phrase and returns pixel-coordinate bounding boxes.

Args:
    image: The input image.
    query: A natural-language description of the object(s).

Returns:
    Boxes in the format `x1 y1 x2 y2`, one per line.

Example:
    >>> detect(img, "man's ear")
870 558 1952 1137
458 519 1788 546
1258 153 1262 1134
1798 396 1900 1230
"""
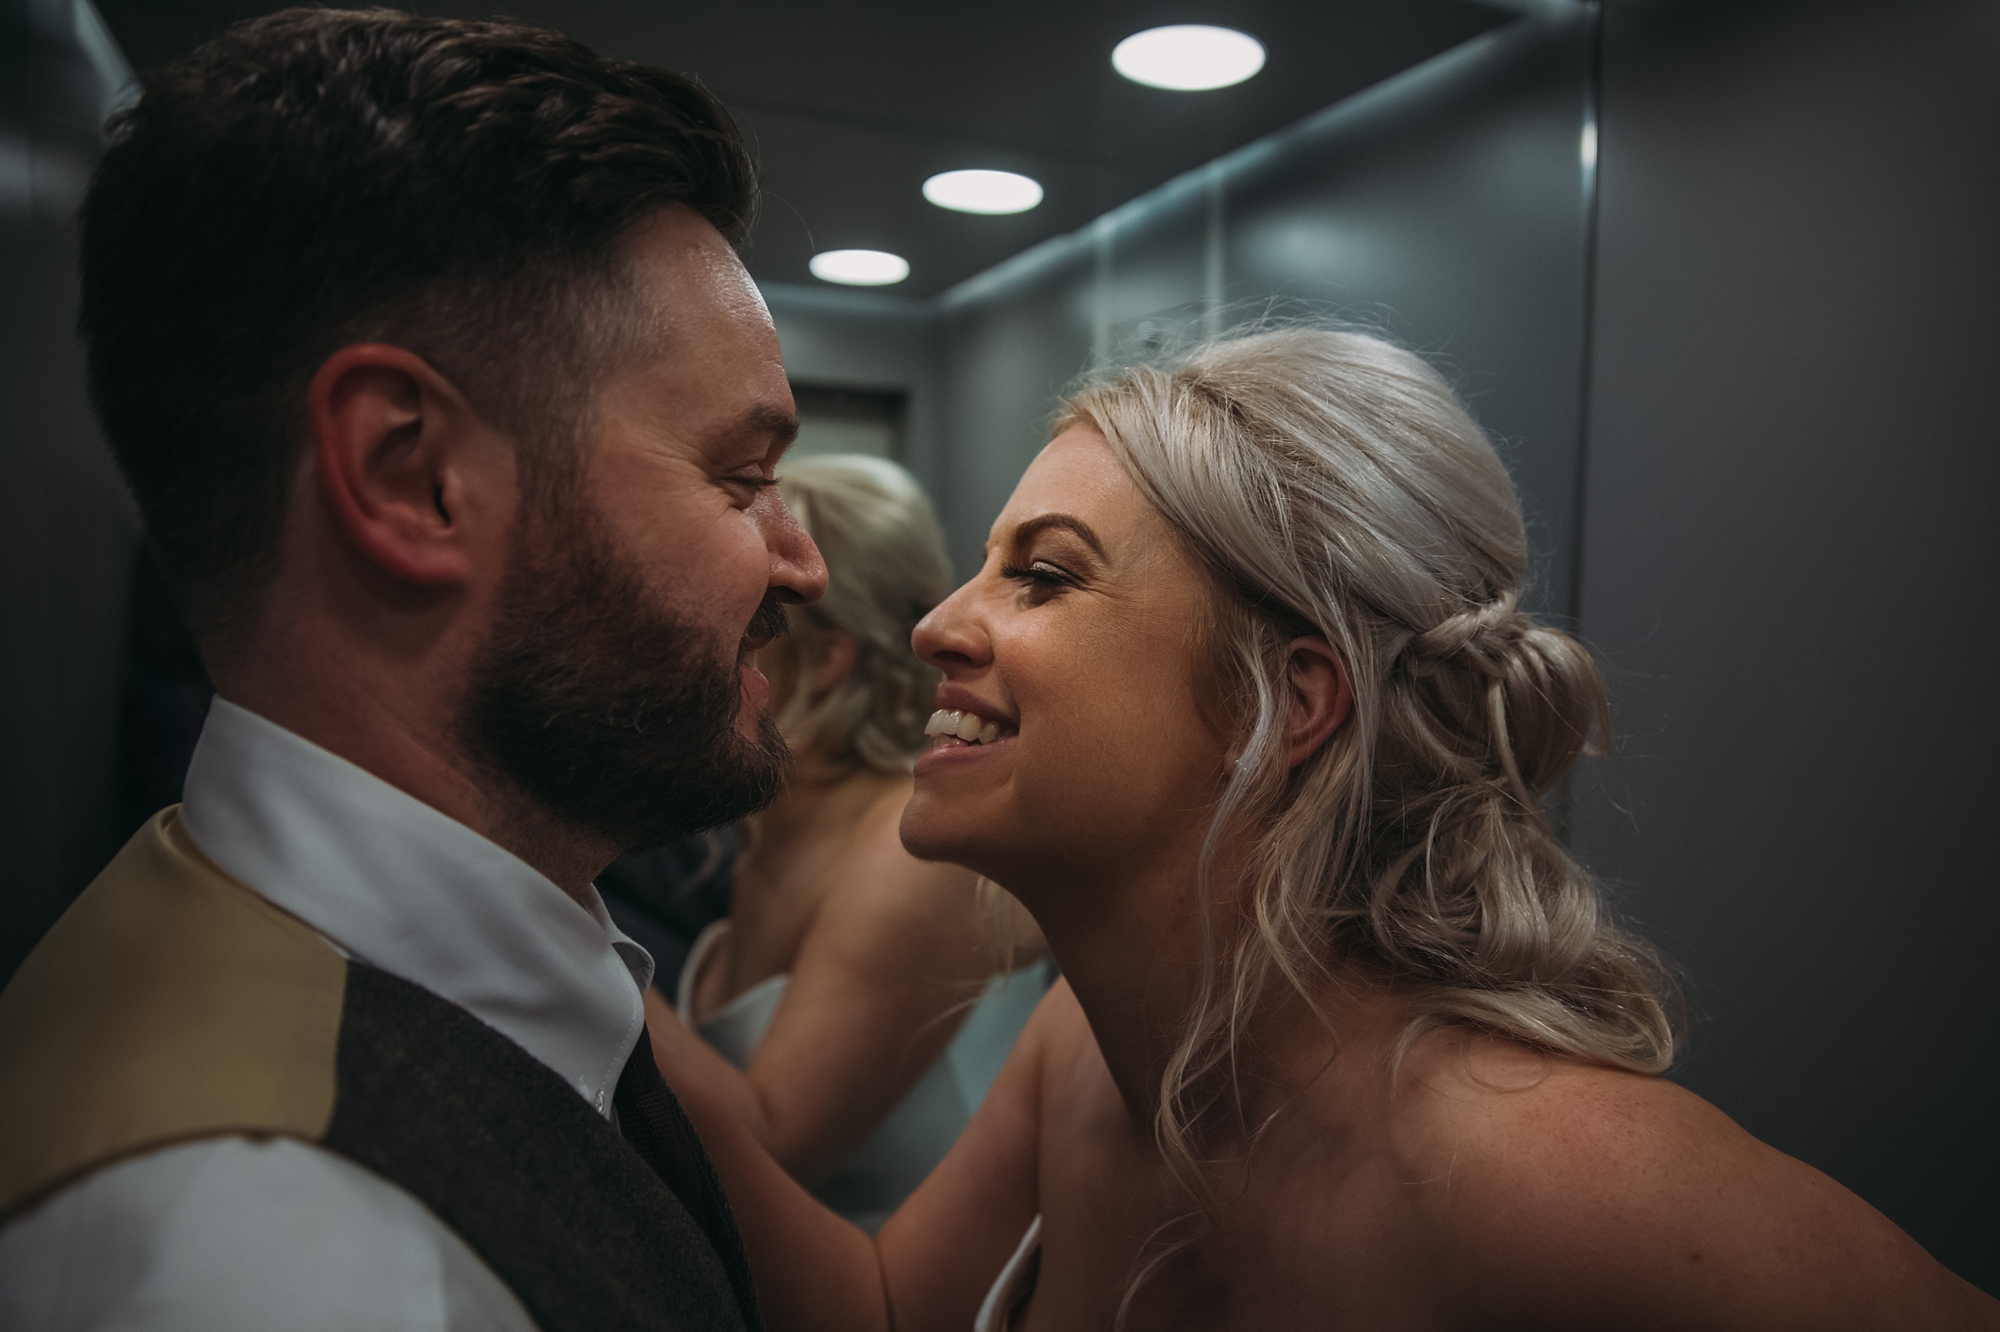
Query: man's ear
308 343 494 587
806 628 858 701
1284 636 1353 767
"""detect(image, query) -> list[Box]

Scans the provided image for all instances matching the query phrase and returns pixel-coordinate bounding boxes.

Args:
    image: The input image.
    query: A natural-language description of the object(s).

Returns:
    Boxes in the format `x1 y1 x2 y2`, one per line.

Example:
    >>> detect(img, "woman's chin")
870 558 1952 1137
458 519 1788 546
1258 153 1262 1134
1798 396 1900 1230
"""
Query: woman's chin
896 790 987 869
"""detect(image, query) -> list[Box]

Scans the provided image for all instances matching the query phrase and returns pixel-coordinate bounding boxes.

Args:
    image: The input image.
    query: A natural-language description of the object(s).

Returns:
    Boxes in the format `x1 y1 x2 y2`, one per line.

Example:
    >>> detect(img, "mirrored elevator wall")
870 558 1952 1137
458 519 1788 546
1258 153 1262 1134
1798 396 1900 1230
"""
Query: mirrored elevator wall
1 0 138 981
765 5 1598 606
931 7 1596 605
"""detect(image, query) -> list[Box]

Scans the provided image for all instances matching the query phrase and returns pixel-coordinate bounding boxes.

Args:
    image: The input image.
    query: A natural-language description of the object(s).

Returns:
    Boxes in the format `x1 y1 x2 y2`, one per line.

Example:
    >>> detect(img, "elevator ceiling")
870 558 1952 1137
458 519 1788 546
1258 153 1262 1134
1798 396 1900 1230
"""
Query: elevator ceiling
98 0 1515 297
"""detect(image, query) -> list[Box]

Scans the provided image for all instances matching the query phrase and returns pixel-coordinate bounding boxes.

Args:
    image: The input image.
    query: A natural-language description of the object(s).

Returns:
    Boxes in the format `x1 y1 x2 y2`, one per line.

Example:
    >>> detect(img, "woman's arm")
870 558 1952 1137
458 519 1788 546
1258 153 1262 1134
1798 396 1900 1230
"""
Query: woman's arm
659 817 1032 1185
652 980 1063 1332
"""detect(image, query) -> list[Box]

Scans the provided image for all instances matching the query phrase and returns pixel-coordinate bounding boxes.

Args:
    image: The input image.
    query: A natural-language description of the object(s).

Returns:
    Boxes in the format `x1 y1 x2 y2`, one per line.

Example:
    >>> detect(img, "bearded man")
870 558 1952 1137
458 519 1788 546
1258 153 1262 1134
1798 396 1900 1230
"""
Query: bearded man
0 10 826 1330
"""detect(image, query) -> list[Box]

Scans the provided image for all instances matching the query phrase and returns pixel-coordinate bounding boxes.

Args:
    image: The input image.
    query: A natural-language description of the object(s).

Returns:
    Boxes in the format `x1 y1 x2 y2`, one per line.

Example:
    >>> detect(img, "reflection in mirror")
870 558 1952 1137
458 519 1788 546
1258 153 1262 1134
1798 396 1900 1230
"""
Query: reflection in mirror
623 455 1051 1232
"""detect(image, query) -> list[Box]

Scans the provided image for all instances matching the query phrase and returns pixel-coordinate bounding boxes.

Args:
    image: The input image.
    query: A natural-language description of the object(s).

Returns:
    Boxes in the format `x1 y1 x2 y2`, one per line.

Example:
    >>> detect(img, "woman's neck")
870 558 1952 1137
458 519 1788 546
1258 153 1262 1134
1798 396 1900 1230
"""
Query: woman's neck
1027 828 1395 1142
1015 820 1236 1127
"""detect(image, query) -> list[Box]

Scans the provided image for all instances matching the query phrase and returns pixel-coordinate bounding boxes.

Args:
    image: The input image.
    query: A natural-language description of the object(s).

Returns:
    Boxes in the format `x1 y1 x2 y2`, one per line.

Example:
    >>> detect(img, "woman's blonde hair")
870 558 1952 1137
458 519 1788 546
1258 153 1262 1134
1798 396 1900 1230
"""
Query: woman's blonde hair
1057 328 1677 1308
770 454 952 773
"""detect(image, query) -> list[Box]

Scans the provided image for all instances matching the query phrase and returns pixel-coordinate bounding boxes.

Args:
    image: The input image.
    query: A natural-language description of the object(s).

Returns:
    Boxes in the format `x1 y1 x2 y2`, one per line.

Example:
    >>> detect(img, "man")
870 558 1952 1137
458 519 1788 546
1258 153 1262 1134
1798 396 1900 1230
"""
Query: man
0 9 825 1329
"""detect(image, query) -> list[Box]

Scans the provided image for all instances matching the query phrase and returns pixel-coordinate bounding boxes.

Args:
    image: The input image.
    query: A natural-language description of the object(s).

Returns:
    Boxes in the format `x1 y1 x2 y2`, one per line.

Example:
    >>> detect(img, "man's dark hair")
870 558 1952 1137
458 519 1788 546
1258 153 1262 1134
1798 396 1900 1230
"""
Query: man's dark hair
78 7 757 649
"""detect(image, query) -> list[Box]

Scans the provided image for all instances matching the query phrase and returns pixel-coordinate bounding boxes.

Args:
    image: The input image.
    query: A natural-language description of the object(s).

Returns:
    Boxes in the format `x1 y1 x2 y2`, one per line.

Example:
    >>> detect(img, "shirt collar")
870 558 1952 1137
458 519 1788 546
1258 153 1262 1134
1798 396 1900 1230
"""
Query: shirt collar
178 697 653 1117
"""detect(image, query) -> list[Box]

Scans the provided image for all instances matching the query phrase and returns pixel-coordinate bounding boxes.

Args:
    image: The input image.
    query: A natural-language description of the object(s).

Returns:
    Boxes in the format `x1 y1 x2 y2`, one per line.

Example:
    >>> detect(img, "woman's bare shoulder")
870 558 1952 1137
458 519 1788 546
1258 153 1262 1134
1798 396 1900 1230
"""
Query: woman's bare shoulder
1382 1033 1997 1329
1387 1033 1723 1175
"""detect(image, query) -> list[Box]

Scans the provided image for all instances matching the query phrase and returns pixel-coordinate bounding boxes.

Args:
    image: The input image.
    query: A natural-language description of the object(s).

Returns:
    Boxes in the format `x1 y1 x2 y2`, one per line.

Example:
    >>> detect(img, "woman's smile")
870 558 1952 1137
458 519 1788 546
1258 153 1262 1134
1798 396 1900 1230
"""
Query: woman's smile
900 426 1233 886
912 683 1019 773
923 709 1005 748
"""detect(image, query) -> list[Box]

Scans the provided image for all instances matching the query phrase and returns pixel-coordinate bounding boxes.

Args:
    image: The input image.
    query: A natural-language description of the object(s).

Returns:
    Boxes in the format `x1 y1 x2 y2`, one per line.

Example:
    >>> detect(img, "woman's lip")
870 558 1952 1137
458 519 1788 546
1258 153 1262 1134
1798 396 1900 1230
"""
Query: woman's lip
913 732 1016 776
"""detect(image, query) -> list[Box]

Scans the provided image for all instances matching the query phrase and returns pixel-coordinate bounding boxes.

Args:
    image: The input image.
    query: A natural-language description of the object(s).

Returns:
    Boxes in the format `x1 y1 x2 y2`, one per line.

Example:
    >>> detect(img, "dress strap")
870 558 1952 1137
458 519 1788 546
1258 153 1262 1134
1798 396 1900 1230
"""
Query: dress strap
676 920 732 1020
973 1215 1043 1332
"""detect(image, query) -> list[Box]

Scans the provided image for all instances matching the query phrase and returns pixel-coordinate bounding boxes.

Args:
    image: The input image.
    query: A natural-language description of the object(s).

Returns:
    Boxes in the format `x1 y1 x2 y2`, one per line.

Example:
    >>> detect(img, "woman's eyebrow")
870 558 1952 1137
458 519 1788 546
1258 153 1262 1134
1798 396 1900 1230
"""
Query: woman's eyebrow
1009 513 1106 558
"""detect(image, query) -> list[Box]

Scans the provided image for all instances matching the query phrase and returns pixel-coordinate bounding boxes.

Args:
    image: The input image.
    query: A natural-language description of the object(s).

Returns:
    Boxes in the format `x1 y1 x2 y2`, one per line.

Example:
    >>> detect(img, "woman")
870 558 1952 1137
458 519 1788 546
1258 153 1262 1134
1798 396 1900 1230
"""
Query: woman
646 453 1047 1232
654 333 1997 1329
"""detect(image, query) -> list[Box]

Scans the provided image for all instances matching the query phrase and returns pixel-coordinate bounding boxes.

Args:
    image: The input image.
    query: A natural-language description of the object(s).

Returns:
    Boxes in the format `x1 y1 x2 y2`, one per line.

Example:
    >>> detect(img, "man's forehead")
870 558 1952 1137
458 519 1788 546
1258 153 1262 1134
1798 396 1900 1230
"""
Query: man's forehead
625 206 773 338
618 211 790 417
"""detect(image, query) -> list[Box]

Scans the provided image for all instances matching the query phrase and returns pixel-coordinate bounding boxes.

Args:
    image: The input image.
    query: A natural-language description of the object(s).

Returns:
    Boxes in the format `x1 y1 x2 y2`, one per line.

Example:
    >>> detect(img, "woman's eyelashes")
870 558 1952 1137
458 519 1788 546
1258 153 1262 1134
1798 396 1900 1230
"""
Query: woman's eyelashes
998 558 1082 598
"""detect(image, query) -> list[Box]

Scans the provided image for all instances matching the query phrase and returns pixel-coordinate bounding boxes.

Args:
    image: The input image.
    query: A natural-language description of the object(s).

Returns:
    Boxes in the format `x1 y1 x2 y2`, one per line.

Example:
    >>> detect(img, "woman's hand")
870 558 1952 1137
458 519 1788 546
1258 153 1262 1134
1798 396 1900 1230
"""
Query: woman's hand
644 997 893 1332
649 974 1062 1332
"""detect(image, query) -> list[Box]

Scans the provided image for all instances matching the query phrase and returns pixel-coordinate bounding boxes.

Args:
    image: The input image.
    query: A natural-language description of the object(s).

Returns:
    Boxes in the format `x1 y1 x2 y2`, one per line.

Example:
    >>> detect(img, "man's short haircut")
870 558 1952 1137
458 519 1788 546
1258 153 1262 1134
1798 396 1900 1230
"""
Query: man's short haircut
78 6 757 649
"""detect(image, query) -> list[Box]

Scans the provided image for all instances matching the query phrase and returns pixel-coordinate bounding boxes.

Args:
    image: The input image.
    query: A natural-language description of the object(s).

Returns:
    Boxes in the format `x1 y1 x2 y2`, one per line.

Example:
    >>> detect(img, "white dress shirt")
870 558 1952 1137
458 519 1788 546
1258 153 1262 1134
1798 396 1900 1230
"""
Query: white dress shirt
0 698 658 1331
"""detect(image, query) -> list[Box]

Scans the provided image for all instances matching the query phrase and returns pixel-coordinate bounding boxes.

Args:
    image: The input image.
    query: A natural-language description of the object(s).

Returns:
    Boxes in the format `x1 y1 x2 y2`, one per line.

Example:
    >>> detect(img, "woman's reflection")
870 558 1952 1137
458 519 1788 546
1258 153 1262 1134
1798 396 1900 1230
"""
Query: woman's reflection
643 453 1049 1231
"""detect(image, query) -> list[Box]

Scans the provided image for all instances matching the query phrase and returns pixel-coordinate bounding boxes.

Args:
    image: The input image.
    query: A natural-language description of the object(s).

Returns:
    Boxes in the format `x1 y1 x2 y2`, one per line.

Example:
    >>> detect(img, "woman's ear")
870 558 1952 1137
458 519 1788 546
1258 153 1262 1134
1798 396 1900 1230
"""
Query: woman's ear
806 627 858 701
1284 636 1352 766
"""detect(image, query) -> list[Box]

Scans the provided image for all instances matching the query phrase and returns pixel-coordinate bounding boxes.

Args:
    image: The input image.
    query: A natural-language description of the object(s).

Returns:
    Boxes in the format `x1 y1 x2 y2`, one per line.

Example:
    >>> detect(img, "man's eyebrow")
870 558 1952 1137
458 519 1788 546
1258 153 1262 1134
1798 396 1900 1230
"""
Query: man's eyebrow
711 402 800 453
1008 513 1106 558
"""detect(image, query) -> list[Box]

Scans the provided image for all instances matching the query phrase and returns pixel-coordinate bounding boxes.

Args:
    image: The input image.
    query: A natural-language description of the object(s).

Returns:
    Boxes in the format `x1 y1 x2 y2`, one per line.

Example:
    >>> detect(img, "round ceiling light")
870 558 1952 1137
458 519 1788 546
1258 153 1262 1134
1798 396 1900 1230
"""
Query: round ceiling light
922 169 1044 215
1112 24 1265 91
808 249 910 286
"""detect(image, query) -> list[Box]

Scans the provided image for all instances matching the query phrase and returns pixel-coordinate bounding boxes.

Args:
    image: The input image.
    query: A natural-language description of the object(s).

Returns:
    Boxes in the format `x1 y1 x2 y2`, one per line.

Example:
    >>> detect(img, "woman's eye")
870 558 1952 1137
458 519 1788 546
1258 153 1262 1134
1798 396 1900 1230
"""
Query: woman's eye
998 561 1077 596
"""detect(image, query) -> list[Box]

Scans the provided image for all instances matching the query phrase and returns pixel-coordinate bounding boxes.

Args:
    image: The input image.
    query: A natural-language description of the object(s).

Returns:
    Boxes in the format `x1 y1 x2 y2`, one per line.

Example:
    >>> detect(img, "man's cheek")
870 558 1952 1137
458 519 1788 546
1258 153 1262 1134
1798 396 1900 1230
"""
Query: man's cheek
721 534 775 620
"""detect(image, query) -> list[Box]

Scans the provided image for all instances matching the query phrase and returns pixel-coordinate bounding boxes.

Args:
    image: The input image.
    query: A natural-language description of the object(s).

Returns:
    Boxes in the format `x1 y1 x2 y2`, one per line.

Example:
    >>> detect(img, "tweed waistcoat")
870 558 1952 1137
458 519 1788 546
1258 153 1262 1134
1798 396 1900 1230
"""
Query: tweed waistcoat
0 810 759 1332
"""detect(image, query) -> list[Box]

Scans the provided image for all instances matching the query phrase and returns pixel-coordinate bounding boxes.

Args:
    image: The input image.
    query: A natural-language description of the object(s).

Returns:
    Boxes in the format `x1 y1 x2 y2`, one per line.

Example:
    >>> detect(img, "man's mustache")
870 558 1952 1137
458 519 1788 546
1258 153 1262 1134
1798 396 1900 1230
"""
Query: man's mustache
743 595 791 648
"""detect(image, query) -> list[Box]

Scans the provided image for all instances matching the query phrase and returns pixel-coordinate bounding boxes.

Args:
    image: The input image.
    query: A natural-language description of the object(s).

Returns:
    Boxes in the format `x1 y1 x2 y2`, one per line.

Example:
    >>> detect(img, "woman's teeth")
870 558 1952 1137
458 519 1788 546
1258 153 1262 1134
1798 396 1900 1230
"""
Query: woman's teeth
925 709 1003 746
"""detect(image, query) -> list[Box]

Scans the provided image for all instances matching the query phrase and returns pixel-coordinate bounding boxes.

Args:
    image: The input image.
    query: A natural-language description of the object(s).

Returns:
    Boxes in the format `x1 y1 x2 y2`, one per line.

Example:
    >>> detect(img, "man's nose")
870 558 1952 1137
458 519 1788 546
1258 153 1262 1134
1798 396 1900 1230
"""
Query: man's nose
762 491 827 605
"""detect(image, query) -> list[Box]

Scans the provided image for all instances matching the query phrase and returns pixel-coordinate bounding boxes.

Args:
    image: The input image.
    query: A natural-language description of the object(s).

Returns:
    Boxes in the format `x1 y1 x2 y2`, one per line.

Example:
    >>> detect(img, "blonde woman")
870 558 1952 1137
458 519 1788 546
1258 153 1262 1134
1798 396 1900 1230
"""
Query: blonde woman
646 454 1047 1232
652 332 1998 1330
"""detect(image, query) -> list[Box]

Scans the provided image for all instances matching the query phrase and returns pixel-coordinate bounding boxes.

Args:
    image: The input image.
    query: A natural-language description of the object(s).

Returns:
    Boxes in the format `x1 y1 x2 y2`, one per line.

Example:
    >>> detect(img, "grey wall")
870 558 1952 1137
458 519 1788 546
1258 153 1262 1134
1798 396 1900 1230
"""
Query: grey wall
933 241 1099 576
1 0 136 981
931 6 1597 591
760 281 946 498
1572 0 2000 1291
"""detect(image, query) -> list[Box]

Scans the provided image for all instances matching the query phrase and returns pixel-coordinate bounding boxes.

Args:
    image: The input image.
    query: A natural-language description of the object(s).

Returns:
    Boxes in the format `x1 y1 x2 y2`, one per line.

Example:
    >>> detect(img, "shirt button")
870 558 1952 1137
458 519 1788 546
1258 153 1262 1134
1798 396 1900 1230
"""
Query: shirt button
595 1088 608 1114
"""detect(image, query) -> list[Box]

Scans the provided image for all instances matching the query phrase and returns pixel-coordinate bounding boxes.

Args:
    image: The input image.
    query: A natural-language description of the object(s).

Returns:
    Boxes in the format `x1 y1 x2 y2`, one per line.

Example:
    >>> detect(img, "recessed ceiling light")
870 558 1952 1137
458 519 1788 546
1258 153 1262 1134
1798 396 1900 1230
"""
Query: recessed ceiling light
809 249 910 286
922 169 1044 215
1112 24 1265 91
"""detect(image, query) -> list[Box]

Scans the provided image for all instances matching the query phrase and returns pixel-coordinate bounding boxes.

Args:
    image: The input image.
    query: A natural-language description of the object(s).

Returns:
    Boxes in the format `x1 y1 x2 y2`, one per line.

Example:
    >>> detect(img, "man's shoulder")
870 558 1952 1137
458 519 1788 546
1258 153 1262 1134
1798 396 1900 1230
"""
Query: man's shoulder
0 810 344 1223
0 1135 535 1331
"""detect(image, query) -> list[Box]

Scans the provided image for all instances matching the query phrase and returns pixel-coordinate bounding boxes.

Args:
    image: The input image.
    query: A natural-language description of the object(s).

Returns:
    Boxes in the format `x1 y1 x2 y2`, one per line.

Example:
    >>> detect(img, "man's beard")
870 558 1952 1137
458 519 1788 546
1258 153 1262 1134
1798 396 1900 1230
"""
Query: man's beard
460 505 791 856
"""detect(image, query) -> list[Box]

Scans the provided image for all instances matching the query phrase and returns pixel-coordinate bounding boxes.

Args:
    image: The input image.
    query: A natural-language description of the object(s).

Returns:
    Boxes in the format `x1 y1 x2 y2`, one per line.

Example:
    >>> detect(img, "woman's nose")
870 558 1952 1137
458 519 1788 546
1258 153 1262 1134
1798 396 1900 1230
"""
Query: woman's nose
912 583 989 672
